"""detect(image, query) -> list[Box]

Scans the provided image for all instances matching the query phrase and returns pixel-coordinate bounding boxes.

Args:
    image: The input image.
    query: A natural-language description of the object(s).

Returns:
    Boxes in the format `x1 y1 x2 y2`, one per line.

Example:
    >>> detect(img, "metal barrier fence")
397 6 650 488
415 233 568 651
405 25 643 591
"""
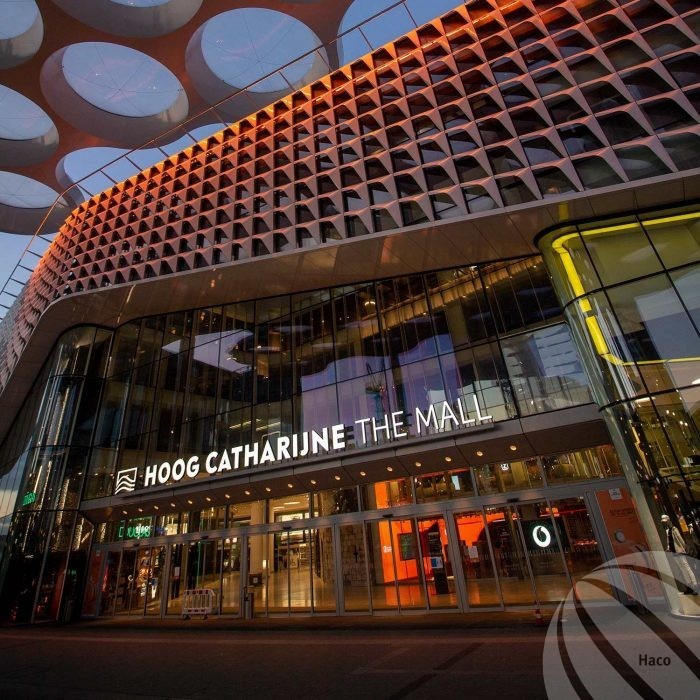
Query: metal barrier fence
181 588 217 619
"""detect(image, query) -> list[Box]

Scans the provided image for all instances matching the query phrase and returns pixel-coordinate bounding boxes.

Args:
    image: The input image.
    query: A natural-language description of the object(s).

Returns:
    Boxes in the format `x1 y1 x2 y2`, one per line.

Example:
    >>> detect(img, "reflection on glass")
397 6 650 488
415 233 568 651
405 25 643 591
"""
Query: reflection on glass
502 324 593 415
484 506 534 606
418 516 457 609
67 260 579 500
670 266 700 338
362 478 413 510
473 459 543 494
606 276 700 368
516 502 570 603
542 446 622 484
426 267 495 352
550 497 610 600
581 221 662 286
366 519 427 611
642 212 700 269
454 510 501 607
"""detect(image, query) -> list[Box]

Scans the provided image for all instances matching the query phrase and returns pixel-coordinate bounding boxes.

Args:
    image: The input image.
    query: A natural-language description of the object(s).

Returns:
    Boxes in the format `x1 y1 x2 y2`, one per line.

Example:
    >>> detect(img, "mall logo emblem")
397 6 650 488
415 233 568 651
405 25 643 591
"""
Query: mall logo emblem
114 467 138 494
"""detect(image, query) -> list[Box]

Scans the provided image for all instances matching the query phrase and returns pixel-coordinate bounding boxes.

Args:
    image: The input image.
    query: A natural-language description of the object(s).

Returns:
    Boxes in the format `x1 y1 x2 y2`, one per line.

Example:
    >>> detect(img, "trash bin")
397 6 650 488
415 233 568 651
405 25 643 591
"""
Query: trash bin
243 587 255 619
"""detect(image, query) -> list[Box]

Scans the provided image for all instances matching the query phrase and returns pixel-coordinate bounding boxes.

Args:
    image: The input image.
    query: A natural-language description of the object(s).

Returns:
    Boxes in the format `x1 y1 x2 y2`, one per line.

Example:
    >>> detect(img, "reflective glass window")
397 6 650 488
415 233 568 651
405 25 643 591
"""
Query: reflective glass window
542 446 622 484
377 275 437 365
670 266 700 334
439 343 516 422
332 284 383 382
606 276 700 370
292 290 335 389
424 268 495 352
108 321 140 376
643 213 700 269
295 384 339 434
483 258 561 334
502 324 593 415
651 389 700 474
220 302 255 412
581 221 662 287
391 357 445 429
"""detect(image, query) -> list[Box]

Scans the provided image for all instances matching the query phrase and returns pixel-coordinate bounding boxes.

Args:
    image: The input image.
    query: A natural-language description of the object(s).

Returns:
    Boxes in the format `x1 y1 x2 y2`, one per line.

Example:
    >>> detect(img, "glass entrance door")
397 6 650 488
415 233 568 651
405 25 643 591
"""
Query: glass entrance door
311 526 336 612
481 503 571 606
339 522 370 613
484 505 534 606
221 536 242 614
516 501 571 604
417 516 458 609
144 546 166 615
167 543 184 614
114 549 137 615
99 550 121 616
366 517 427 612
249 526 334 615
453 510 501 607
273 527 311 613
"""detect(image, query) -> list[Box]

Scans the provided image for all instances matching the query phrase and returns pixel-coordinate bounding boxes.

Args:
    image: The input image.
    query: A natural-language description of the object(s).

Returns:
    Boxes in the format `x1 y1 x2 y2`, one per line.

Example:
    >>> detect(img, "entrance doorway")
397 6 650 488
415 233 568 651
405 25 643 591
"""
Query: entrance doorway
88 480 628 619
246 525 336 616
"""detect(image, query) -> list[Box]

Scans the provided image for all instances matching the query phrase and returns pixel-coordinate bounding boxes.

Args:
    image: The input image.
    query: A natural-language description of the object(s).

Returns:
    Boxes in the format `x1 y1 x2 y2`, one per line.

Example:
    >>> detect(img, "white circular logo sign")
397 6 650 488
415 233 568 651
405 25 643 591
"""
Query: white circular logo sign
532 524 552 548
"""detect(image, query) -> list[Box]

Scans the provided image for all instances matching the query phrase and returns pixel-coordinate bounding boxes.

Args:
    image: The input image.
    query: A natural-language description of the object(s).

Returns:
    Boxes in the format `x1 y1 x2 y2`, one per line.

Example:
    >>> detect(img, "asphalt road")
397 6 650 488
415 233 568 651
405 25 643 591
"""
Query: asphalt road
0 626 548 700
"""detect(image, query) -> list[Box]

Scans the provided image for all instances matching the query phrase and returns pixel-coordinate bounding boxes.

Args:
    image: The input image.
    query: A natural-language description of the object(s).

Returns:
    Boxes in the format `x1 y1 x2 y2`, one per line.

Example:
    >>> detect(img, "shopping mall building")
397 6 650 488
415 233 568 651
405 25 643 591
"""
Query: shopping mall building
0 0 698 623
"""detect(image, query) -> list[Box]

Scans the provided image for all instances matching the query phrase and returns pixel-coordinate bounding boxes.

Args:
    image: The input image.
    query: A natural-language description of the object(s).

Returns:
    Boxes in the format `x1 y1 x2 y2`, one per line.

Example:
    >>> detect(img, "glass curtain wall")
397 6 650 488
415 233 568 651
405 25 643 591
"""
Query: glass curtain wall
540 207 700 554
84 257 594 498
0 327 111 622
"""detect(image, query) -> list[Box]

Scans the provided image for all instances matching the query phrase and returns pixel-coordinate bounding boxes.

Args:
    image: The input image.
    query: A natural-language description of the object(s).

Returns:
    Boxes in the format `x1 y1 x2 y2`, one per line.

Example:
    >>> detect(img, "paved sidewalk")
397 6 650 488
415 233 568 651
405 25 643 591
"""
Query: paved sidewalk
71 608 551 632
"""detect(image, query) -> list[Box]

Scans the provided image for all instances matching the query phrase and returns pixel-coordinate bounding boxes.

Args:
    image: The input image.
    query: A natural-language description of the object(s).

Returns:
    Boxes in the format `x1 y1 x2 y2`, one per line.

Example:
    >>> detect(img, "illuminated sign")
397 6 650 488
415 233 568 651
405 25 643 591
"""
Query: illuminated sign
115 467 138 495
532 524 553 549
21 491 37 506
114 396 494 495
118 519 152 540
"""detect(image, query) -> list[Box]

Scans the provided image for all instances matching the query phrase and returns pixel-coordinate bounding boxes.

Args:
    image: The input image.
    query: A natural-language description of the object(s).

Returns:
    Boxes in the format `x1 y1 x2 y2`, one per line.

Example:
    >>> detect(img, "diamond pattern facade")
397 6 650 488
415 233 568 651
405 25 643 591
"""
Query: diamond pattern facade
1 0 699 391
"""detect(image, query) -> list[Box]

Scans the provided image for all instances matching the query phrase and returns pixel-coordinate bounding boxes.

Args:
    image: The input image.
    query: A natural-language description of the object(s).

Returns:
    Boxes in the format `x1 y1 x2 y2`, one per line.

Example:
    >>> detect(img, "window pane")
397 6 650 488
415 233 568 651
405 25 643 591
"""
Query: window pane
644 214 700 267
454 510 501 607
425 268 495 352
542 446 622 484
581 221 662 286
502 324 593 415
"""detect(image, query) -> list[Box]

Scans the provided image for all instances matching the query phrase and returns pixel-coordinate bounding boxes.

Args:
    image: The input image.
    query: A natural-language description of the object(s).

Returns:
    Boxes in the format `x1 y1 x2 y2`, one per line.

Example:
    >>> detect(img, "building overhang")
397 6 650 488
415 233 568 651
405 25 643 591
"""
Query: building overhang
79 403 610 524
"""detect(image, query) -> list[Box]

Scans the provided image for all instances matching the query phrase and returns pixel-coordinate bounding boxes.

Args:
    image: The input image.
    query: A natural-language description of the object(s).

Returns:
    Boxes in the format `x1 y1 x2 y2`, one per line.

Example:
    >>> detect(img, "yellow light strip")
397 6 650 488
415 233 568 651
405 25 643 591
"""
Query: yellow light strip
549 212 700 369
577 222 639 237
642 212 700 228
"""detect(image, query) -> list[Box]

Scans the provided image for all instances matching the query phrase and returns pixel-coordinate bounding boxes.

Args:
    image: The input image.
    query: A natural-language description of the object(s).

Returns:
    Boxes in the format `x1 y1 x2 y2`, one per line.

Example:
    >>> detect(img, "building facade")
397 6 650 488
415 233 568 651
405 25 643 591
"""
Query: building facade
0 0 698 623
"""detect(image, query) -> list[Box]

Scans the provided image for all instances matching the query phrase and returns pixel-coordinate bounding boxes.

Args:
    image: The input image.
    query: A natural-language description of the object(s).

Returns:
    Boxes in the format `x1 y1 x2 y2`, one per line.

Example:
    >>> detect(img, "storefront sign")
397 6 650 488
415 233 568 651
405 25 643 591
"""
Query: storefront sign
114 396 493 495
21 491 37 506
117 519 152 540
532 524 552 548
